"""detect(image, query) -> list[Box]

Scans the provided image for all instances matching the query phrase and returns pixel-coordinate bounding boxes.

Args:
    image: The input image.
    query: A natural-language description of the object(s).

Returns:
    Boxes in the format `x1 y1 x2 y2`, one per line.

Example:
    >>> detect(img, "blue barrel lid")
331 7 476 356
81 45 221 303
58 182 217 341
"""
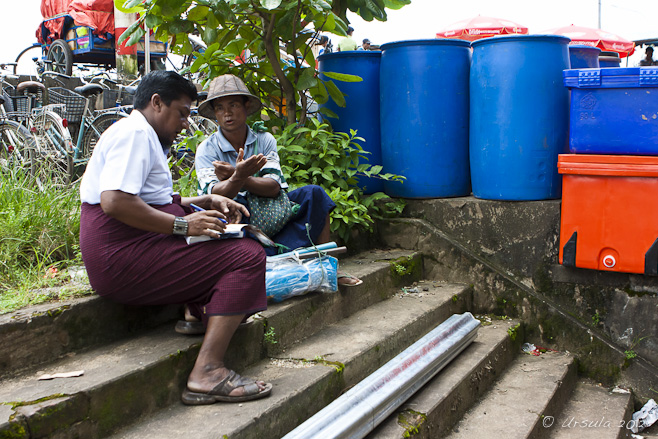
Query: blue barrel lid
564 67 658 88
471 34 570 48
569 44 602 54
380 38 470 51
317 51 381 62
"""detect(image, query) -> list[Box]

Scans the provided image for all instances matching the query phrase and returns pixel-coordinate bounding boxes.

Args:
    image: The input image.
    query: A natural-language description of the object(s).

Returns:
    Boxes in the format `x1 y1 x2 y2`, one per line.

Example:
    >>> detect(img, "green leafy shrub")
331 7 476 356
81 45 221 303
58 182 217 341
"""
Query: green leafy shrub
275 118 405 243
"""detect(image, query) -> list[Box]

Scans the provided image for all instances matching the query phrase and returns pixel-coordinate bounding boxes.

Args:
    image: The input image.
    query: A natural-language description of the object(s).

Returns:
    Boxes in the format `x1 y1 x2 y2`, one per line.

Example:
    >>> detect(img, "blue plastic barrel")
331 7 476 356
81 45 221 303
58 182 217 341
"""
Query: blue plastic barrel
318 51 383 194
379 39 471 198
470 35 570 200
599 51 622 67
568 45 601 68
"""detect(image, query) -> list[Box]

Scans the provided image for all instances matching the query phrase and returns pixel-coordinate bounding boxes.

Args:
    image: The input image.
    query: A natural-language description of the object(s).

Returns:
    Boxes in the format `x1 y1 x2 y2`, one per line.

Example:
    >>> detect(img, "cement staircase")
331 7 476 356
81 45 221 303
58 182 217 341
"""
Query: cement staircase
0 247 636 439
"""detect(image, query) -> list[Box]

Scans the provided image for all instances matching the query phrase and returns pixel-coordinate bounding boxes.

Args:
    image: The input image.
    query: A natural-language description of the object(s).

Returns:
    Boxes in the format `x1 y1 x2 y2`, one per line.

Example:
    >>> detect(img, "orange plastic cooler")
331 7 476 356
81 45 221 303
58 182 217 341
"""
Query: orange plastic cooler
558 154 658 274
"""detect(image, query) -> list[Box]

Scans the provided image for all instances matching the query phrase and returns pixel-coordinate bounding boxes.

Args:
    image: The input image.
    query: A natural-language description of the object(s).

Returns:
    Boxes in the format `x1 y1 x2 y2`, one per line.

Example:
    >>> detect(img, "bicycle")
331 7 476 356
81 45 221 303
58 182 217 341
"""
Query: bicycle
44 71 136 176
0 75 73 187
170 91 219 178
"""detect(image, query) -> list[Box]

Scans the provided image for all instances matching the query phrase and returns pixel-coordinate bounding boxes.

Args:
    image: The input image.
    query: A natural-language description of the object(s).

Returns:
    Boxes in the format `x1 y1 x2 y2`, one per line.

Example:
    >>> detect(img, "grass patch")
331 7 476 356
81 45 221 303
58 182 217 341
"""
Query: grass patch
0 164 89 314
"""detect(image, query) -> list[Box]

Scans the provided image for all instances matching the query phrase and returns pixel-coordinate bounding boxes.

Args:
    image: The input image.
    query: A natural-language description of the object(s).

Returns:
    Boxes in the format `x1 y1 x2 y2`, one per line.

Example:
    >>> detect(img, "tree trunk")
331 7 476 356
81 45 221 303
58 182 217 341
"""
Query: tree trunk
261 12 297 124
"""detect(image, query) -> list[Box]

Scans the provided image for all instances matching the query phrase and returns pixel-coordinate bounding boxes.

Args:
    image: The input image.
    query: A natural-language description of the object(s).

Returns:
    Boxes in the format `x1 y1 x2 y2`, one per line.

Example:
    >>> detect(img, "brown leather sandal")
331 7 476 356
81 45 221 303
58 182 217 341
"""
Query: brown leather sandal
181 370 272 405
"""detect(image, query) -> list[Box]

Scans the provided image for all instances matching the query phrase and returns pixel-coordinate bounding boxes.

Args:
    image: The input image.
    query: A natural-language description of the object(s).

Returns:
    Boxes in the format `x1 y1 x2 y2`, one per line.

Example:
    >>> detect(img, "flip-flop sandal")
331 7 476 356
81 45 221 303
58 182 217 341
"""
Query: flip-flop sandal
337 272 363 287
175 316 252 335
175 320 205 335
181 370 272 405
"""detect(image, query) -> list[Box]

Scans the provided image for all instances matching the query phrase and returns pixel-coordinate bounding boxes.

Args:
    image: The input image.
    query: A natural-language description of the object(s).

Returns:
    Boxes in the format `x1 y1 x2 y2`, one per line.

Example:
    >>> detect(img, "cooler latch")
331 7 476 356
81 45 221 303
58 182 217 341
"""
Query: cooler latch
639 69 658 86
578 70 601 87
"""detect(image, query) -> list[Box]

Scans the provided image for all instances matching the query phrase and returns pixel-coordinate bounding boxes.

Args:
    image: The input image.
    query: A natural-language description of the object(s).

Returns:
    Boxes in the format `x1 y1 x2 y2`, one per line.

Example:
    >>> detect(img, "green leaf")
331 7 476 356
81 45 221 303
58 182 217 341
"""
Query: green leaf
187 5 210 22
117 19 143 45
309 0 332 9
321 71 362 83
126 26 146 47
169 20 194 35
370 165 383 174
324 80 346 107
144 14 163 29
260 0 282 9
296 68 317 91
285 145 307 153
114 0 144 13
384 0 411 9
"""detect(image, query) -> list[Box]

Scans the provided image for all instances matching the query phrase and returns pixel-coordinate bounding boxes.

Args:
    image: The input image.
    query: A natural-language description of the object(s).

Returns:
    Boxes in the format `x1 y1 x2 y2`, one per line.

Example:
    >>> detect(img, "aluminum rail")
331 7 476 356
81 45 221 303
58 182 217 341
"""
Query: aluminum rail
282 312 481 439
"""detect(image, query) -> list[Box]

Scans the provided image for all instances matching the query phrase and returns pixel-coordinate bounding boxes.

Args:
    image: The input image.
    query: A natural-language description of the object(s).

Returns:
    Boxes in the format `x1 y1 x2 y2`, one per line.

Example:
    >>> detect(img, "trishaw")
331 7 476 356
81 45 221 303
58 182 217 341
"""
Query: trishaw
28 0 166 76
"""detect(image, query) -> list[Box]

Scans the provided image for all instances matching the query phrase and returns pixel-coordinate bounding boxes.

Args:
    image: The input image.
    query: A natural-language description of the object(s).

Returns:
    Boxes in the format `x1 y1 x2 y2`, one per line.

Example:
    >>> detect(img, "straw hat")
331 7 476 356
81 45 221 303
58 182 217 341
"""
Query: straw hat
197 74 262 119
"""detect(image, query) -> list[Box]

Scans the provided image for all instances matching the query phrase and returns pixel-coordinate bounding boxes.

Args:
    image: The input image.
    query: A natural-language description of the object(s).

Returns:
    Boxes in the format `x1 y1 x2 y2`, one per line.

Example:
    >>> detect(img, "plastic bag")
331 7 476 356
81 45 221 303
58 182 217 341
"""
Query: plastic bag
631 398 658 433
266 255 338 303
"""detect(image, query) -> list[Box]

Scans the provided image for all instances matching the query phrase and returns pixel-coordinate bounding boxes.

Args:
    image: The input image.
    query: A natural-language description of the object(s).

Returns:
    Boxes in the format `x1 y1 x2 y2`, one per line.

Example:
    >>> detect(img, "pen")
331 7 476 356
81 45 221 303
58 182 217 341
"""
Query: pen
190 203 228 223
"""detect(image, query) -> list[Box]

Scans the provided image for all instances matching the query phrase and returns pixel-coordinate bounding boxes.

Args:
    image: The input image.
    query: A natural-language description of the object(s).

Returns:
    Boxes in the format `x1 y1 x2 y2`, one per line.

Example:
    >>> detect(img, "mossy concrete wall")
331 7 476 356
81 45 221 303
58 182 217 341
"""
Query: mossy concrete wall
377 198 658 401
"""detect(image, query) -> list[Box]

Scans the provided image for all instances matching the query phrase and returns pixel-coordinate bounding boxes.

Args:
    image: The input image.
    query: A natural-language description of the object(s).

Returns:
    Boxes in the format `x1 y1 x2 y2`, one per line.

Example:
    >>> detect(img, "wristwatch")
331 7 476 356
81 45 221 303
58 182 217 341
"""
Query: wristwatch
172 217 188 236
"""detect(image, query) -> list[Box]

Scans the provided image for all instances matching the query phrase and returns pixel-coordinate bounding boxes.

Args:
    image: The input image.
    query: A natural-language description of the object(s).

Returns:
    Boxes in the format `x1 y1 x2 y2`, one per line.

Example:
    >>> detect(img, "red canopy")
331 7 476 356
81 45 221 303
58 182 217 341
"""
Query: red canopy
36 0 115 44
437 16 529 42
542 24 635 58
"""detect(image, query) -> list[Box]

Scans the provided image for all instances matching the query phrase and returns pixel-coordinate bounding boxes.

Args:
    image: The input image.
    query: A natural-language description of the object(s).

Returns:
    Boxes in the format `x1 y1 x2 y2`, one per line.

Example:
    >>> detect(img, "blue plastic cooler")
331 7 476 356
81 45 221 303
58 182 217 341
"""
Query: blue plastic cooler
564 67 658 154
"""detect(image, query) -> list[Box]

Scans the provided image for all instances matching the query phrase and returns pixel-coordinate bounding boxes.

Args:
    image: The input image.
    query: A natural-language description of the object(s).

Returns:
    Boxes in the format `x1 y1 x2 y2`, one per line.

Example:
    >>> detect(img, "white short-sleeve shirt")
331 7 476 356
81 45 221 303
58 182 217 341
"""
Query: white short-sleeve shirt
80 110 173 205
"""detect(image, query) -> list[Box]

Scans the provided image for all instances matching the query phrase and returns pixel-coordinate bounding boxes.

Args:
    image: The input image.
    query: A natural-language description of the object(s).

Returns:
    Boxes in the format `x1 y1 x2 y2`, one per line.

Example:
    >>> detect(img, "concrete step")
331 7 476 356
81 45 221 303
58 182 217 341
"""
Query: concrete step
443 350 577 439
547 380 634 439
0 249 447 438
366 318 523 439
0 249 420 380
105 282 472 439
0 295 181 380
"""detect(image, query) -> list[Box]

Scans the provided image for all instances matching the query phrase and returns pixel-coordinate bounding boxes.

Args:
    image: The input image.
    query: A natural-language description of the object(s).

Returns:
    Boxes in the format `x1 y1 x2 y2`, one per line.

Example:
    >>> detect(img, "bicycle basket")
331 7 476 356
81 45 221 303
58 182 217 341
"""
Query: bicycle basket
4 87 31 114
2 88 14 113
47 87 86 123
101 89 134 109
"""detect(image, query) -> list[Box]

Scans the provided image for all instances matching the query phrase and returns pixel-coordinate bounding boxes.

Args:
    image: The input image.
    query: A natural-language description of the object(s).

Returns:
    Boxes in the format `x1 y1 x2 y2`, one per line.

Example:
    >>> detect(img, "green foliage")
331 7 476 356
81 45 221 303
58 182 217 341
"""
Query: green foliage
275 118 404 243
118 0 412 241
592 312 600 326
264 326 278 344
117 0 410 124
169 128 208 196
0 164 87 313
507 323 521 342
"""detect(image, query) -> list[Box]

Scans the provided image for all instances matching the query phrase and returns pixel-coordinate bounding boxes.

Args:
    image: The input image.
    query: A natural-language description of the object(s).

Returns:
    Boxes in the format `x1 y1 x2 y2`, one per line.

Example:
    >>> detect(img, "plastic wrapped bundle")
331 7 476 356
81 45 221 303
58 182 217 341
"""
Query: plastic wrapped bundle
266 255 338 303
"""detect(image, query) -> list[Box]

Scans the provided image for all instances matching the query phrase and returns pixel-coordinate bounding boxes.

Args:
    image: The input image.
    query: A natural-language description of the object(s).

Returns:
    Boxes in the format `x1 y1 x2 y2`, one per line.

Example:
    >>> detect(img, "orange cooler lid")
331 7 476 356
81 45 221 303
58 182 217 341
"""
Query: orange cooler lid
558 154 658 177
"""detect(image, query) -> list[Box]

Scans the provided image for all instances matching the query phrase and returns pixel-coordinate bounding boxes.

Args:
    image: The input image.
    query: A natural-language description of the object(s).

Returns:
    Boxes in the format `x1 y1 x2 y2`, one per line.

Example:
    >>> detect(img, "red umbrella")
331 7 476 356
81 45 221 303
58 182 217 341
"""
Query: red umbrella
542 24 635 57
436 15 529 42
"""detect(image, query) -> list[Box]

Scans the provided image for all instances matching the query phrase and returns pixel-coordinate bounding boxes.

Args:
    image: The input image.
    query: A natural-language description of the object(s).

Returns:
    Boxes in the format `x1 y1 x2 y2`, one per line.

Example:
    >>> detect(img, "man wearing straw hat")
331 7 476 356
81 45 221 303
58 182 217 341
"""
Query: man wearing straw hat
195 74 363 286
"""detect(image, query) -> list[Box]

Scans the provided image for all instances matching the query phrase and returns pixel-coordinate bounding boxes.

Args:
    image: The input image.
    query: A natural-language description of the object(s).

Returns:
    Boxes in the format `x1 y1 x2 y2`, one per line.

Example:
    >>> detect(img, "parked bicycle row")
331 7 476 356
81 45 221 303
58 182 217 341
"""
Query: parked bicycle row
0 67 216 187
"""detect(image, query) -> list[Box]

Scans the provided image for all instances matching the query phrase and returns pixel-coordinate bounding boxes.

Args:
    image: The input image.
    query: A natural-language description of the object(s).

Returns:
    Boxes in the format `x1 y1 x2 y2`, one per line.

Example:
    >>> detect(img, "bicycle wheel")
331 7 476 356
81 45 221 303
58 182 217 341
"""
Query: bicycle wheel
82 111 128 159
189 115 218 137
170 114 218 175
28 110 73 187
46 39 73 76
0 119 33 171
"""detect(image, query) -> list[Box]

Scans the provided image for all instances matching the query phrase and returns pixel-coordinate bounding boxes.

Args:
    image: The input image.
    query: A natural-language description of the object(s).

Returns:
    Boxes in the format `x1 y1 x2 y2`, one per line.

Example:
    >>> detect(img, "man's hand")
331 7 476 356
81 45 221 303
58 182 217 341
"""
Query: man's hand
233 148 268 180
185 210 228 237
213 161 235 181
208 194 249 224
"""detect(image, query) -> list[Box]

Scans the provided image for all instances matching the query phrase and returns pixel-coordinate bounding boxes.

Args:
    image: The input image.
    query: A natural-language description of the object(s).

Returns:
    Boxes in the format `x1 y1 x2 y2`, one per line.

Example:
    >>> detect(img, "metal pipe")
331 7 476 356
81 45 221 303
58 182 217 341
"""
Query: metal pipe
283 312 481 439
144 23 151 75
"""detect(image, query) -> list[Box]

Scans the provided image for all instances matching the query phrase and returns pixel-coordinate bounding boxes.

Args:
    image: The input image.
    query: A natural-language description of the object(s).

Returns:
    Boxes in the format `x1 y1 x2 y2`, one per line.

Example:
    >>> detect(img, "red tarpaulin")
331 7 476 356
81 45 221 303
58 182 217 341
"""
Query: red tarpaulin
36 0 115 44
